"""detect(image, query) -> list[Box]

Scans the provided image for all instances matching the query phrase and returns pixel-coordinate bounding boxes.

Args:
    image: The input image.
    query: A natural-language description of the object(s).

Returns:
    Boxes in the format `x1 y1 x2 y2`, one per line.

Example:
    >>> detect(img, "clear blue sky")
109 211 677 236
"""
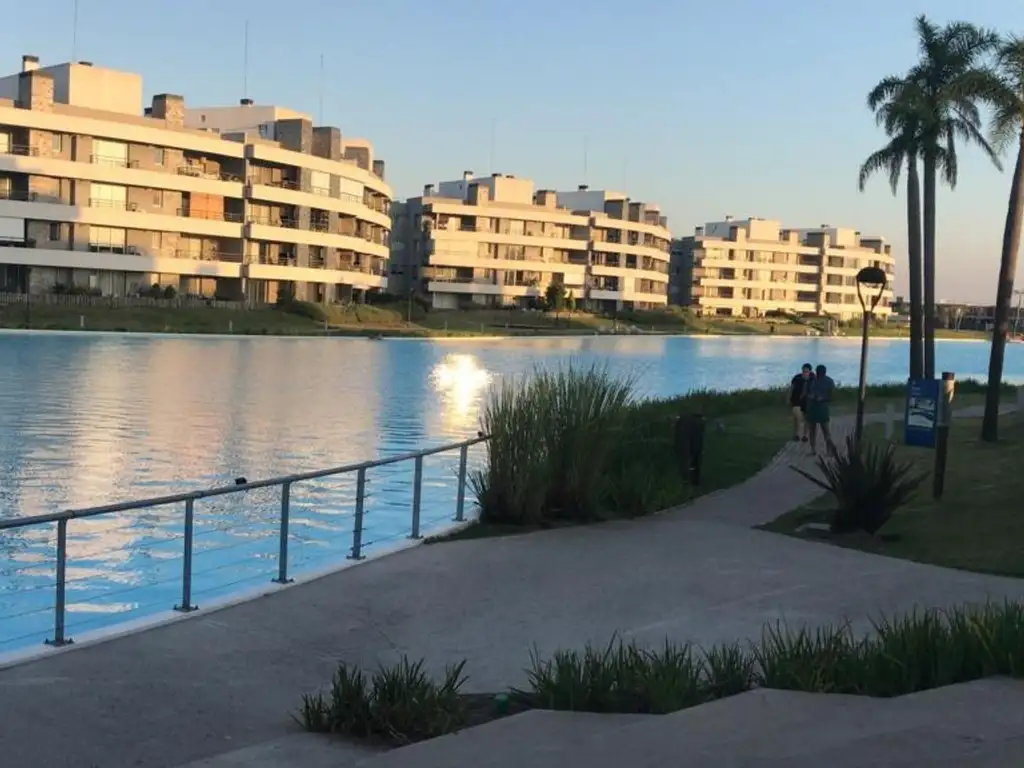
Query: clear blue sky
4 0 1024 303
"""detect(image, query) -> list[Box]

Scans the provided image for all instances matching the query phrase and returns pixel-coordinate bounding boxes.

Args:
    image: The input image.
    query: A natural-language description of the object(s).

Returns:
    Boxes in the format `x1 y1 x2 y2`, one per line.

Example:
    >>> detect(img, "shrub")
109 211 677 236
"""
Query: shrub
473 364 635 525
162 285 178 300
520 638 711 715
297 657 469 746
278 299 328 323
792 435 927 535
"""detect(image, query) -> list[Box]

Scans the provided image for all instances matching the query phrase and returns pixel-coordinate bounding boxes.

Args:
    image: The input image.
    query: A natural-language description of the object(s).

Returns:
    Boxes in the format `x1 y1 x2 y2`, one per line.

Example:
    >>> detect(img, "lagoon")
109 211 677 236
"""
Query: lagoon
0 331 1021 652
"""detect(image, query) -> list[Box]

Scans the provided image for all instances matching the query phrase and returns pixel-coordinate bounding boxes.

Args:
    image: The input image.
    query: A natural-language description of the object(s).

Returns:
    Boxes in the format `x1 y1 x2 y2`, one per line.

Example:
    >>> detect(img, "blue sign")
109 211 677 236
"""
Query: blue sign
904 378 939 448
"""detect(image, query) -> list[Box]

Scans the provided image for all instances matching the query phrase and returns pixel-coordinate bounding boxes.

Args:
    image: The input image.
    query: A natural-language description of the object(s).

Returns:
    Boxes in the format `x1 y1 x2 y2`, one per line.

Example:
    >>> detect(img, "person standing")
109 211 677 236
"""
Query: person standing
806 364 837 455
788 363 814 442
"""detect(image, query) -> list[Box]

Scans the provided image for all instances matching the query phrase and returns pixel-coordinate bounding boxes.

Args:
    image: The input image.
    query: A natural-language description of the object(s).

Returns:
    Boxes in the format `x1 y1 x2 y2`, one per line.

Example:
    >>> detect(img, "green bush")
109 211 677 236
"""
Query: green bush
523 602 1024 716
473 364 635 525
792 435 927 535
520 638 715 714
162 285 178 300
297 657 469 746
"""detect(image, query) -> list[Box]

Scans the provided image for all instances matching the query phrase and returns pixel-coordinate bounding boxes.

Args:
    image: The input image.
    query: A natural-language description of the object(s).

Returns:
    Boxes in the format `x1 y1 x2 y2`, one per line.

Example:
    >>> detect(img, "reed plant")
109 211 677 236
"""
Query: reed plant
472 363 637 525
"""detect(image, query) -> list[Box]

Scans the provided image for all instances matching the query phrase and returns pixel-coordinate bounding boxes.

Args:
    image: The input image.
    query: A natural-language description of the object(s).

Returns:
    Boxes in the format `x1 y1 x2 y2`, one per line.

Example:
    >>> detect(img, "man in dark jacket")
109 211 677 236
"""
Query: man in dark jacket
788 363 814 442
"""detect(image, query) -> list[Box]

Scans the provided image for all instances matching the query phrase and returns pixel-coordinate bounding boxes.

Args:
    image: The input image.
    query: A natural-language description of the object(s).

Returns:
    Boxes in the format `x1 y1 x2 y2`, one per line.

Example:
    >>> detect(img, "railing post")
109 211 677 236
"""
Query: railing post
273 482 293 584
45 518 71 647
455 443 469 522
410 455 423 539
349 467 367 560
174 499 197 612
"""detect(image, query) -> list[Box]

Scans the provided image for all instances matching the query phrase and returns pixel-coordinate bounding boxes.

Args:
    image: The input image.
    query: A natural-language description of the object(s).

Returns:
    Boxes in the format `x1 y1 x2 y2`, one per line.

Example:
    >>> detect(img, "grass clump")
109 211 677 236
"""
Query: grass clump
792 435 928 535
520 637 753 714
297 657 468 746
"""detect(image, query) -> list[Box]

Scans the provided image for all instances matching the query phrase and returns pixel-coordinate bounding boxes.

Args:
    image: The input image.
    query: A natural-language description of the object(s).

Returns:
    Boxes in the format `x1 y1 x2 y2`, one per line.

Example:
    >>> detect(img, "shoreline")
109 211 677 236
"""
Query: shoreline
0 326 992 343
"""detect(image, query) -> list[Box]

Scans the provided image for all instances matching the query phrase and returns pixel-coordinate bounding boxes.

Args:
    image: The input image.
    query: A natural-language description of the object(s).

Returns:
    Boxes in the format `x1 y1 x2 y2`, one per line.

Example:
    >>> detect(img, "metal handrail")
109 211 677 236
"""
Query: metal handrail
0 434 488 648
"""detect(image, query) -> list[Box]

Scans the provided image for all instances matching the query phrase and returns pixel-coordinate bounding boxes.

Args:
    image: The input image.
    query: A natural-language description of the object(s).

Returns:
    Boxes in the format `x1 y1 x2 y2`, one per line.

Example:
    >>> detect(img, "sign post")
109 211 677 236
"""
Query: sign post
932 373 956 499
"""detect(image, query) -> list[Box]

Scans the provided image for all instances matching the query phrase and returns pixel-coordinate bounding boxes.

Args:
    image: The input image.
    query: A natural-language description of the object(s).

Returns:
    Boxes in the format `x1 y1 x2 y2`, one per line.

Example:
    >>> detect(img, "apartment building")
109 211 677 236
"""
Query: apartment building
389 172 671 312
671 217 896 320
0 56 391 302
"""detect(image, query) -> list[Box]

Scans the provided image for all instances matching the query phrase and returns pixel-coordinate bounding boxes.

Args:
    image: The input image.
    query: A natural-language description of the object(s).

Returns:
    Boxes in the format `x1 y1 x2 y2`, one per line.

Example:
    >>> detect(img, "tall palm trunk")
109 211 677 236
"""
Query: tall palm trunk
906 158 925 379
981 129 1024 442
922 148 938 379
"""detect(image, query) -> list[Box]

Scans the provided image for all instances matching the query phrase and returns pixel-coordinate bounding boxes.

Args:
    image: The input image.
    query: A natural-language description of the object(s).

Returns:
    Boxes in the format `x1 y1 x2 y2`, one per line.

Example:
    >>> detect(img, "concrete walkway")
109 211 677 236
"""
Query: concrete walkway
0 406 1019 768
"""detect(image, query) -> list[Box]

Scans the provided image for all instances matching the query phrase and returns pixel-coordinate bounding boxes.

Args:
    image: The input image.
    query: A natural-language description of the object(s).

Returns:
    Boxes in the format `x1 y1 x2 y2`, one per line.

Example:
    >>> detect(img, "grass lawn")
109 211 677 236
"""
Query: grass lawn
761 412 1024 577
0 303 328 335
9 298 992 339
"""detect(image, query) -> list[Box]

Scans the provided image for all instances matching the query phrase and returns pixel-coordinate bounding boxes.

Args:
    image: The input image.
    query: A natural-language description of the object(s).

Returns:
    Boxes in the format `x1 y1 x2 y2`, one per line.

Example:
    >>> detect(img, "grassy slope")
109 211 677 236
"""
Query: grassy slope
762 406 1024 577
1 299 989 339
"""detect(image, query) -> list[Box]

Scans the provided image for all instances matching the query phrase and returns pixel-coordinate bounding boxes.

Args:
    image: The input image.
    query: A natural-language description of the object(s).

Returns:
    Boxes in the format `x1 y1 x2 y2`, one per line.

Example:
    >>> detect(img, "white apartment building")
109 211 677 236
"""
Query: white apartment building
389 173 671 312
0 56 391 302
671 217 896 320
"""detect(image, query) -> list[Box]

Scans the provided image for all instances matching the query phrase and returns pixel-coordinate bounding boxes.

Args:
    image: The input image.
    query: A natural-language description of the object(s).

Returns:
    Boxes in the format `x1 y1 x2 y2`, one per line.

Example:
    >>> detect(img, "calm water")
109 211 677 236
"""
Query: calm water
1 332 1022 652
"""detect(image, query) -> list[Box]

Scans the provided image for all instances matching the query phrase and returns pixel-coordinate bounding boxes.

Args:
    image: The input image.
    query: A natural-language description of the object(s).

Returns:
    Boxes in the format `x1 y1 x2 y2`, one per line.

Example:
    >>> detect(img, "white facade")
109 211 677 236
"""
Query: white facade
0 56 392 302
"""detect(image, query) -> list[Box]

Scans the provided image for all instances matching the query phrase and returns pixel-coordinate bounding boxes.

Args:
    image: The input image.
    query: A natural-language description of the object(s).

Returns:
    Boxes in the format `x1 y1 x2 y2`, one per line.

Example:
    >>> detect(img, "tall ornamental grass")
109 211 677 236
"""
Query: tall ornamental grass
473 364 635 525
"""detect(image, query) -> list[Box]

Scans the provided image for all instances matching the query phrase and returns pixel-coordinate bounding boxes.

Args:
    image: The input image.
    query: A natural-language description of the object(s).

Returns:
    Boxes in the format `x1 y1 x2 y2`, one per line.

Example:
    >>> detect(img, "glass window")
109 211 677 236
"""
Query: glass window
154 148 165 166
92 139 128 167
90 183 127 209
0 133 9 153
310 170 330 195
88 226 126 251
52 134 64 153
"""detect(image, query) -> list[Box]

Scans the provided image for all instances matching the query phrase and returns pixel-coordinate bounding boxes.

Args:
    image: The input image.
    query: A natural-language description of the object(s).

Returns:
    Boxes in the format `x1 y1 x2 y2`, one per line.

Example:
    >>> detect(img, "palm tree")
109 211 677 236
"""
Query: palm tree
905 16 1002 378
981 36 1024 442
860 77 925 379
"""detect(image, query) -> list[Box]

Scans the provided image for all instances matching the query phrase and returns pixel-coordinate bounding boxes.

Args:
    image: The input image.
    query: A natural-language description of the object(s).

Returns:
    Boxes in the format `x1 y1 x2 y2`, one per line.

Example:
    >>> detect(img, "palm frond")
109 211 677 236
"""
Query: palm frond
858 145 904 194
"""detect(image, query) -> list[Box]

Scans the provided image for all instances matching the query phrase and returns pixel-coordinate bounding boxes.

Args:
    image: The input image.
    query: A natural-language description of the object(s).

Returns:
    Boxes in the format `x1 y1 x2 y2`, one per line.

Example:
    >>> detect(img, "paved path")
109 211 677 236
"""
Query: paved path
0 406 1019 768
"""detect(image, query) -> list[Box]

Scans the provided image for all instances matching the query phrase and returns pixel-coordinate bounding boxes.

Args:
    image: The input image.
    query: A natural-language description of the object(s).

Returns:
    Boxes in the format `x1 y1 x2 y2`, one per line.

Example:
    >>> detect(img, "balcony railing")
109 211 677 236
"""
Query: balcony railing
177 209 245 223
89 197 128 210
90 154 137 169
177 166 242 183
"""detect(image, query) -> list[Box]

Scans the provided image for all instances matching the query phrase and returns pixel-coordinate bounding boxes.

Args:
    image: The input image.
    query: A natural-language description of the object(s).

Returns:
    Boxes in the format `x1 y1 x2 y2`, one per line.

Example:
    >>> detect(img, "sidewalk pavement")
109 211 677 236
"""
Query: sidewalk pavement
0 405 1019 768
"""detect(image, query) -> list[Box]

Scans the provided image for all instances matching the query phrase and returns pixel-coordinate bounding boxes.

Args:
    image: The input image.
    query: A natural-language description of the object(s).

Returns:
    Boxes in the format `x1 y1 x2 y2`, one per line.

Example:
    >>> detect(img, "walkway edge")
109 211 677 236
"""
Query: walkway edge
0 520 476 672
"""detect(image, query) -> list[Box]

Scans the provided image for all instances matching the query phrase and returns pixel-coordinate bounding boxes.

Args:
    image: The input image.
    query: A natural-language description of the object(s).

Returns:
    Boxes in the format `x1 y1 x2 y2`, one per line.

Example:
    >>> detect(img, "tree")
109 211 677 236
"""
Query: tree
566 291 577 313
545 281 566 312
861 76 926 379
904 16 1002 378
980 36 1024 442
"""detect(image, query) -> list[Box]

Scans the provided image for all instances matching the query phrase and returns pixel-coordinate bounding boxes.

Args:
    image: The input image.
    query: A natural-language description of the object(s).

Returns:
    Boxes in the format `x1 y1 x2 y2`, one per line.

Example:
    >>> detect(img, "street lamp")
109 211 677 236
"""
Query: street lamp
854 265 888 443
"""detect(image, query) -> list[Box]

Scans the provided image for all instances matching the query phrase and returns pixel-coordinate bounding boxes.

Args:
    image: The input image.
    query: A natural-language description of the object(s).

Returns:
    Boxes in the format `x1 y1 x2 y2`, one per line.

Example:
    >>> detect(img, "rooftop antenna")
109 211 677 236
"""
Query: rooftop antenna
71 0 79 62
488 117 496 173
318 53 324 124
243 20 250 99
621 157 628 191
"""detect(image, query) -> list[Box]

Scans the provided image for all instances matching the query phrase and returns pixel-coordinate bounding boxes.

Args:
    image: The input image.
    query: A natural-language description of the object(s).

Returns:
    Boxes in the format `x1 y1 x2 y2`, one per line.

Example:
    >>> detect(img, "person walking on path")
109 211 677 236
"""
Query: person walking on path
806 364 837 455
788 363 814 442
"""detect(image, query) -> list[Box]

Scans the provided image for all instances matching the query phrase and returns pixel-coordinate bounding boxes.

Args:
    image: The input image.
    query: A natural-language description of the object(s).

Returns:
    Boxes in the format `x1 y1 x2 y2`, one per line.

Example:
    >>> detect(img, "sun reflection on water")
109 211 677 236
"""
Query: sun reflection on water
430 354 493 432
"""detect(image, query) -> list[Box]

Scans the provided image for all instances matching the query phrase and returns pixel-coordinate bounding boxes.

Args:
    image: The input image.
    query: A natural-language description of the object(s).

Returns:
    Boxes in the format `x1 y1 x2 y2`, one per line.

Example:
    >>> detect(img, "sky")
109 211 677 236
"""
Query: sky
3 0 1024 303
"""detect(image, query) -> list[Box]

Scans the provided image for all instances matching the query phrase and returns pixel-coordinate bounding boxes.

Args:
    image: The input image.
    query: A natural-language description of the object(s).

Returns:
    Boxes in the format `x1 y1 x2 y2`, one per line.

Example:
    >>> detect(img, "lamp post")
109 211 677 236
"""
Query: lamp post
854 266 888 443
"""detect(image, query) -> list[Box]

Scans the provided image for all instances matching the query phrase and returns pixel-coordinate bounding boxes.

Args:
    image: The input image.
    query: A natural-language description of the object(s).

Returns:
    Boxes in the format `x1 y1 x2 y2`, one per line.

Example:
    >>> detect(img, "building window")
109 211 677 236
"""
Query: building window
154 190 163 207
48 222 61 241
90 183 128 210
92 139 129 168
0 132 9 154
52 134 64 153
258 122 275 140
88 226 127 253
154 148 165 166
